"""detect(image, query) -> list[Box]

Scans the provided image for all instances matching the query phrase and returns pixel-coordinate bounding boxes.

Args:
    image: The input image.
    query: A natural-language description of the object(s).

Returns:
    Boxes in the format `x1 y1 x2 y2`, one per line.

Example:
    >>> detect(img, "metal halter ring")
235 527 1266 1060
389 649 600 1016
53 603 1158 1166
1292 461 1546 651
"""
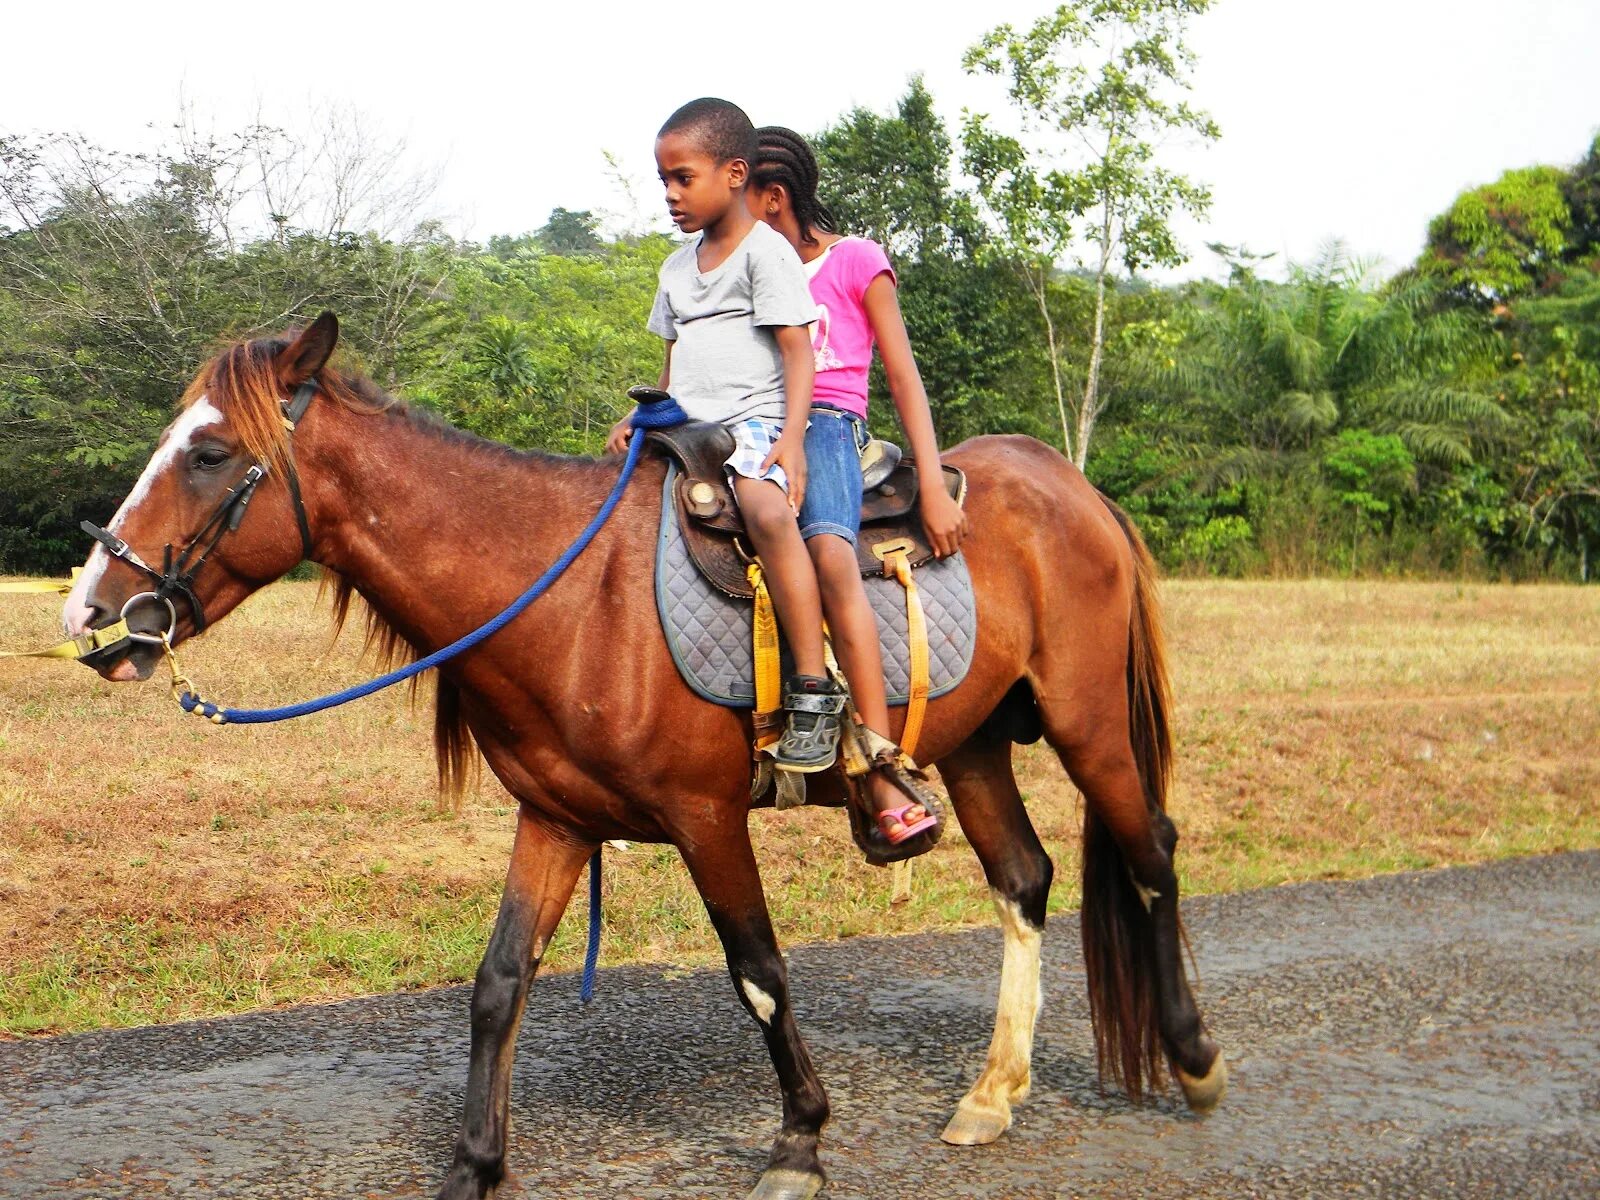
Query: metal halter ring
120 591 179 646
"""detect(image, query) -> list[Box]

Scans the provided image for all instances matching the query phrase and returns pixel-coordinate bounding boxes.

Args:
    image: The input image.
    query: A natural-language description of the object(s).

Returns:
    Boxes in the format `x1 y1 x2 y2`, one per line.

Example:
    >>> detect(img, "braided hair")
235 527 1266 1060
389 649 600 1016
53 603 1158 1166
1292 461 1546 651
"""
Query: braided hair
752 126 840 247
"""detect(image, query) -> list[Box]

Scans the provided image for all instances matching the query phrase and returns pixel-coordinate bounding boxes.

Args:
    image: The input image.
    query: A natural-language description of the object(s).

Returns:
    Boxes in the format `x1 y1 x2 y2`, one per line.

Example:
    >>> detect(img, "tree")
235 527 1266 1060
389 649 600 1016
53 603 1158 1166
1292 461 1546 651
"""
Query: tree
1561 135 1600 260
1419 165 1572 303
1495 279 1600 579
962 0 1218 468
812 76 982 261
812 80 1028 445
536 207 603 256
0 120 446 572
407 236 670 455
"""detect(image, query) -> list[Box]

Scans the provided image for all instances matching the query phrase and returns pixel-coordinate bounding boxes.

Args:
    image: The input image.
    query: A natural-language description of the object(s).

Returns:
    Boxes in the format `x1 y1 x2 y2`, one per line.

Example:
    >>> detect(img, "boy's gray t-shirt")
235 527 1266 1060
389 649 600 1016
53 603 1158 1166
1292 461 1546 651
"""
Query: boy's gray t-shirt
647 220 816 425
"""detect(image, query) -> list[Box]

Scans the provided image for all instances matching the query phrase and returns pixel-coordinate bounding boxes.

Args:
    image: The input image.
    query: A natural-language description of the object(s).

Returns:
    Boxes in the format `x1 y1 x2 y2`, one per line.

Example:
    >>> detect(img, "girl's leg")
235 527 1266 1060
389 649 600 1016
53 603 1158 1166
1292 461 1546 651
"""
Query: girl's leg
809 534 924 825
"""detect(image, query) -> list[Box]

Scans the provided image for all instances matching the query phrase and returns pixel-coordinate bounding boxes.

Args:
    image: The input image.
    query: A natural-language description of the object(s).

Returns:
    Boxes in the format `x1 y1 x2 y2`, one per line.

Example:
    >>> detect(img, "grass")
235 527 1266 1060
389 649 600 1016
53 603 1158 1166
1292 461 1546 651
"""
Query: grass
2 577 1596 1036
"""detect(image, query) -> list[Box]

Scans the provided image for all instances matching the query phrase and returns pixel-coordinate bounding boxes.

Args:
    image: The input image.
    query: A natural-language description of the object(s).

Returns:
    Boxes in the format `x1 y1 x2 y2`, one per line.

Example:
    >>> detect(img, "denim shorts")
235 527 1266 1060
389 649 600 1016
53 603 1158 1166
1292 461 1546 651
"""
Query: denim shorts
797 407 868 544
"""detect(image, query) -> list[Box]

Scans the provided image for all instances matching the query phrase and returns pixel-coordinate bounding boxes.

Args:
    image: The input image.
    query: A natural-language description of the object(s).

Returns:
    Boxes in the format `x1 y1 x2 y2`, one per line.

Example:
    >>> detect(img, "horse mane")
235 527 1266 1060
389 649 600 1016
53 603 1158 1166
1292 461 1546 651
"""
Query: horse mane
183 332 493 806
320 567 481 807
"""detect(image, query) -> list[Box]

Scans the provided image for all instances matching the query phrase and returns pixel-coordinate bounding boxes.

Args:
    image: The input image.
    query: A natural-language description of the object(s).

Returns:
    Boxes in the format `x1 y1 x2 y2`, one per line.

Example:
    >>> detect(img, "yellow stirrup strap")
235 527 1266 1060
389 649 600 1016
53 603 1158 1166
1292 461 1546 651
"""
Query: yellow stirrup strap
886 551 930 762
746 561 783 756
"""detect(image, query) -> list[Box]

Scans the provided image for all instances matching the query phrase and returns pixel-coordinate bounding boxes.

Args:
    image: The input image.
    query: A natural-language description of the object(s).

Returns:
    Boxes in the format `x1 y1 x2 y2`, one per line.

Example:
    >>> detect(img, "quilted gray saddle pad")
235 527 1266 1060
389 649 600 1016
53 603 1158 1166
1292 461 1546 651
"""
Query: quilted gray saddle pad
654 467 978 708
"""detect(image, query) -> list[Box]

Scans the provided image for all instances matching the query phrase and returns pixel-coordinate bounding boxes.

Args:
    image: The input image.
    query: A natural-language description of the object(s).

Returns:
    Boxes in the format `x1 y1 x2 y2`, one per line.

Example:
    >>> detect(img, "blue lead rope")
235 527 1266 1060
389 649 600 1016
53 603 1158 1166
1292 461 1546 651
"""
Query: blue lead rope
178 395 688 1006
581 847 602 1004
179 397 686 723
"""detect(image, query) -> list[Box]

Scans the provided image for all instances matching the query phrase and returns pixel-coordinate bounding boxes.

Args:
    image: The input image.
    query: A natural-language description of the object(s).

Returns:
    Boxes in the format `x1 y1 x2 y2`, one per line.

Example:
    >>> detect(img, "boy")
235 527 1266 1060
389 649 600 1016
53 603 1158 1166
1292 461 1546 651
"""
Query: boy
607 97 844 772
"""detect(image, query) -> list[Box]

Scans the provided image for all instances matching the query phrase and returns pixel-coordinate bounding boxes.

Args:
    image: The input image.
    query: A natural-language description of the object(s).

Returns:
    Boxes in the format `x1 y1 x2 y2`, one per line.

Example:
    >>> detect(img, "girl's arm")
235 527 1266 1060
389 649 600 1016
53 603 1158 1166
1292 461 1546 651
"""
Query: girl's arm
862 274 970 557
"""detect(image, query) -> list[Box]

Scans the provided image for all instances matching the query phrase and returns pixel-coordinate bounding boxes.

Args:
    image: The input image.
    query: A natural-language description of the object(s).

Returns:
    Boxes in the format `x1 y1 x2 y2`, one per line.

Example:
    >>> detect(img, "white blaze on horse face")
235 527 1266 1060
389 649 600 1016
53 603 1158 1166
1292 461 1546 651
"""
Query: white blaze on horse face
741 978 777 1025
62 398 226 636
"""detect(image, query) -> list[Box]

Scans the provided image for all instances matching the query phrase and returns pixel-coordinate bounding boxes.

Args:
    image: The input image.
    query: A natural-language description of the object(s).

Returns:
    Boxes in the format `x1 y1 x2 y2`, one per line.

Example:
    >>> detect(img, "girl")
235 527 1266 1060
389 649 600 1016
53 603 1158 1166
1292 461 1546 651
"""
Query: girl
747 126 970 847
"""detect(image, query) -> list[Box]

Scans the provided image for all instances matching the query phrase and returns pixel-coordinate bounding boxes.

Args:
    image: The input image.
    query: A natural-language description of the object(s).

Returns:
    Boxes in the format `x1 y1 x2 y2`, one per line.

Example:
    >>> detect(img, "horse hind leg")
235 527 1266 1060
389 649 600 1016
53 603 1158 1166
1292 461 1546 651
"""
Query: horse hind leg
677 820 829 1200
1043 691 1226 1112
935 730 1054 1146
437 811 594 1200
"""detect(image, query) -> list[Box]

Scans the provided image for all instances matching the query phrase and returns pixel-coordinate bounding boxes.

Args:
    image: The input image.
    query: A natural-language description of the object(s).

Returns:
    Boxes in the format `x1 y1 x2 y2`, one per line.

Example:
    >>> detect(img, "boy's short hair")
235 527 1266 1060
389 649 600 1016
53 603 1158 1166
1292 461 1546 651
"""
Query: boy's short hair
658 98 757 167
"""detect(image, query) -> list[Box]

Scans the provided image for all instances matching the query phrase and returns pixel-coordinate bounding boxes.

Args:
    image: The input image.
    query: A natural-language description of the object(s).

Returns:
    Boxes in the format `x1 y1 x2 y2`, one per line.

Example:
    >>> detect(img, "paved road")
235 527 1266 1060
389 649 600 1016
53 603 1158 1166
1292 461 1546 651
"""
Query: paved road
3 852 1597 1199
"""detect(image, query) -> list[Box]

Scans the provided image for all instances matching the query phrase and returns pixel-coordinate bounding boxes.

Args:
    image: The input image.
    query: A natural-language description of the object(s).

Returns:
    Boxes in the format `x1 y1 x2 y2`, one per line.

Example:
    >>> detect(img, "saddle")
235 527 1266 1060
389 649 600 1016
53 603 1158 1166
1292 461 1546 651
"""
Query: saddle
636 387 964 865
642 406 967 601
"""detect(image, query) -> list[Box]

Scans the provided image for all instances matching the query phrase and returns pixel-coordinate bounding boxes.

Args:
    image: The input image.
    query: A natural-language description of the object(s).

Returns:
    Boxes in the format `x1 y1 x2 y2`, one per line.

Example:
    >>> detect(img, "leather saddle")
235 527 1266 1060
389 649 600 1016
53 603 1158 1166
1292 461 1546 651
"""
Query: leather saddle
637 392 966 601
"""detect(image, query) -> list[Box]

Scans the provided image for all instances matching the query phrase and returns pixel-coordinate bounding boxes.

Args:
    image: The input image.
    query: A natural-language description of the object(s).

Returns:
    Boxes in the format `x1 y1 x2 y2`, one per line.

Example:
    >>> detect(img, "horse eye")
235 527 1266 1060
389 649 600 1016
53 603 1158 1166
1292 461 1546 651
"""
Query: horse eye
193 447 232 470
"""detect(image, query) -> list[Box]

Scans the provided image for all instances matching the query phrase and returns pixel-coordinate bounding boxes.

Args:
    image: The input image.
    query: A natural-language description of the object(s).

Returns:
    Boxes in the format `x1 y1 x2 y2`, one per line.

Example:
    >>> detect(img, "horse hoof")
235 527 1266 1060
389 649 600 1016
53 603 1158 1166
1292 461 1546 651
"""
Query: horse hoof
747 1167 824 1200
435 1167 495 1200
940 1100 1011 1145
1177 1048 1228 1114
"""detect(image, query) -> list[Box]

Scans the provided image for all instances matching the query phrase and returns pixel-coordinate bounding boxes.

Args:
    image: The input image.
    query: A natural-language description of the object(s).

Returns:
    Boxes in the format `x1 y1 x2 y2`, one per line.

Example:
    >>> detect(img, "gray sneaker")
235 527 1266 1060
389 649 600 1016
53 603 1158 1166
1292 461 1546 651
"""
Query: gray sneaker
772 675 845 773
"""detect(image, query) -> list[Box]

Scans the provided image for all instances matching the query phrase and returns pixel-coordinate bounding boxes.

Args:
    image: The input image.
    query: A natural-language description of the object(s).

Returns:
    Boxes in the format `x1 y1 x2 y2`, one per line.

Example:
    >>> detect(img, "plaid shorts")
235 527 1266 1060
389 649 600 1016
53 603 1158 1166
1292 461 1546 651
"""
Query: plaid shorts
724 417 793 497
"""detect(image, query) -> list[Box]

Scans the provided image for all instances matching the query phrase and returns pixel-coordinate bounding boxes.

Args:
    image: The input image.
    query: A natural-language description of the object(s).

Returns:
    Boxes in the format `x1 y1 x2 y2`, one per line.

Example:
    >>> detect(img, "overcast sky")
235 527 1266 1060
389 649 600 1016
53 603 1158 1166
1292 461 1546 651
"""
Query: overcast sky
5 0 1598 281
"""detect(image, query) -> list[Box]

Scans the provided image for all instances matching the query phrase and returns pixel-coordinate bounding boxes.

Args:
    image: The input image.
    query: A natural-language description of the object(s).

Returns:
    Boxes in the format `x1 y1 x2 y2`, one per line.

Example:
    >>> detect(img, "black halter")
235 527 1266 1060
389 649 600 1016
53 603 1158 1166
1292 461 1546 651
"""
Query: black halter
79 382 318 637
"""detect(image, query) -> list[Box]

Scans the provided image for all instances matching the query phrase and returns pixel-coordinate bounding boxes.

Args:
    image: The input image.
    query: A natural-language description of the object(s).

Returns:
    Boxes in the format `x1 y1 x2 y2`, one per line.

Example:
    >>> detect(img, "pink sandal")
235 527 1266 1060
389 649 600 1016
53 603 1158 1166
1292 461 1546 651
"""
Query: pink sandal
876 802 939 846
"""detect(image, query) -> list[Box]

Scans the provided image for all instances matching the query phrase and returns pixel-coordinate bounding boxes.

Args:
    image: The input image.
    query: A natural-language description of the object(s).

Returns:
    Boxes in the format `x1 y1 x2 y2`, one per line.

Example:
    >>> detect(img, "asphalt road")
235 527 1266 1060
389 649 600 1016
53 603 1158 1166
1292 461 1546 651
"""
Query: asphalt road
3 851 1597 1199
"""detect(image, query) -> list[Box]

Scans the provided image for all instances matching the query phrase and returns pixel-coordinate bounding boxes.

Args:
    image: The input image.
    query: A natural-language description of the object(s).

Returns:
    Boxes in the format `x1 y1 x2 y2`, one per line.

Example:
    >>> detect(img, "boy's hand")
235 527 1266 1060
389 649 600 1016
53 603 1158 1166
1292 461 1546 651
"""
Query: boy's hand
920 487 970 558
605 413 635 455
761 433 808 514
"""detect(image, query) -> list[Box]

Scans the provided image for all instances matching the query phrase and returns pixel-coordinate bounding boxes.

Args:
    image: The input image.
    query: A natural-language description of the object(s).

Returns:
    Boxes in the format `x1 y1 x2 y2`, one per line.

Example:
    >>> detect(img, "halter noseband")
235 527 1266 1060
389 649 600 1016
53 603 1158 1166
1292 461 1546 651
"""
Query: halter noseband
78 381 318 651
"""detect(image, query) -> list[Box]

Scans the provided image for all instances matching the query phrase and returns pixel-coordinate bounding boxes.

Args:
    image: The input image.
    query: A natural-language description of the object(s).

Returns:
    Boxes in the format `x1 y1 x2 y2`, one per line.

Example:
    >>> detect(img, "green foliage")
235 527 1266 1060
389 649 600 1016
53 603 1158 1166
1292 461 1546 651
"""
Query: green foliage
537 207 603 256
404 237 669 455
2 104 1596 584
1419 165 1572 302
1322 429 1415 524
812 80 1029 447
1492 282 1600 577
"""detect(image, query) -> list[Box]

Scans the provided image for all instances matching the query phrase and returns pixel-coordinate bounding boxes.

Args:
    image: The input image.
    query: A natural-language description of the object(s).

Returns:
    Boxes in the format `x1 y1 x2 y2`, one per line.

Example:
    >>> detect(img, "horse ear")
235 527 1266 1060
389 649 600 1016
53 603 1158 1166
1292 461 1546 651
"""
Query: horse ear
277 311 340 388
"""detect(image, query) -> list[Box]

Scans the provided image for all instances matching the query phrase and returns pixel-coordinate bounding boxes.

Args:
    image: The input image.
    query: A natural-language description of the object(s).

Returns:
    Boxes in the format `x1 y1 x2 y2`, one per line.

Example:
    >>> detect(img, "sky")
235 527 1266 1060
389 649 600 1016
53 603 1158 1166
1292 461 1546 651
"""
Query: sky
4 0 1599 282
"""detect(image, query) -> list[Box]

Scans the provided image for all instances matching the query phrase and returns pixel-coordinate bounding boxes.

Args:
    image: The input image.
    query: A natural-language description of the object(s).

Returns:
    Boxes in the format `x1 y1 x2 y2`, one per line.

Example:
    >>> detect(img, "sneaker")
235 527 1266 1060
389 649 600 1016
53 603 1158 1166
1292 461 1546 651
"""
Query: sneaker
772 674 845 773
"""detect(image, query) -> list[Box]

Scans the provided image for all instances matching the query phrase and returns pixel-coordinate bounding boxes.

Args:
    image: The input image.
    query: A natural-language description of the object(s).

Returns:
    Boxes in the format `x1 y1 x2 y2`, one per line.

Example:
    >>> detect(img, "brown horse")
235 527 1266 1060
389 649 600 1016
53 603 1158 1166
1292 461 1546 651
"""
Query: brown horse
62 314 1226 1200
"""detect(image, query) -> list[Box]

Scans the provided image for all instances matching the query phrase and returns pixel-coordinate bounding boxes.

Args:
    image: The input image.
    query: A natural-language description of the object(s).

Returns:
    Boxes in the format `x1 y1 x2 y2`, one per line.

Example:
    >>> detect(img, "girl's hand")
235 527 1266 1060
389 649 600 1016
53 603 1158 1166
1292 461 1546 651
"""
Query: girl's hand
920 487 970 558
605 413 635 455
761 433 808 513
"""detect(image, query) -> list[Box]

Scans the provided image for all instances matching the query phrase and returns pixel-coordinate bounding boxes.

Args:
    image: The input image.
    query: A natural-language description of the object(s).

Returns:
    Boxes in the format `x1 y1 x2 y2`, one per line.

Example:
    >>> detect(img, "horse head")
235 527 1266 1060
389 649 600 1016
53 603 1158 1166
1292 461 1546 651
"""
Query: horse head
62 313 341 682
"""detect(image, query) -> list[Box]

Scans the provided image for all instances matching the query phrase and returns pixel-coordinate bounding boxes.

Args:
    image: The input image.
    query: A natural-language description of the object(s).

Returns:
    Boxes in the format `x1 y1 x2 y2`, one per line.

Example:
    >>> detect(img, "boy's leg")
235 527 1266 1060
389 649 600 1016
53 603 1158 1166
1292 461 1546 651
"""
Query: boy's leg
731 475 827 679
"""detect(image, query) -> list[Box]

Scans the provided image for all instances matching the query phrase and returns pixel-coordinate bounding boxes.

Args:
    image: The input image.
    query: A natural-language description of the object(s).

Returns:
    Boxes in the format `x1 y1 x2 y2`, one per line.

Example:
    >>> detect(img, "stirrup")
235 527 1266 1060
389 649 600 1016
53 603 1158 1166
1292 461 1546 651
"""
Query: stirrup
860 439 902 492
846 745 947 866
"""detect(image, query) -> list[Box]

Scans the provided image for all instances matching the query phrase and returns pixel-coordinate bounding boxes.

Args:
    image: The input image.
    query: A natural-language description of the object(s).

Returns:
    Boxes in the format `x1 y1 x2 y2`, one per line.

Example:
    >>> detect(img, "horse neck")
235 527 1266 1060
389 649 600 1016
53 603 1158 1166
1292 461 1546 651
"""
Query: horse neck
301 404 603 653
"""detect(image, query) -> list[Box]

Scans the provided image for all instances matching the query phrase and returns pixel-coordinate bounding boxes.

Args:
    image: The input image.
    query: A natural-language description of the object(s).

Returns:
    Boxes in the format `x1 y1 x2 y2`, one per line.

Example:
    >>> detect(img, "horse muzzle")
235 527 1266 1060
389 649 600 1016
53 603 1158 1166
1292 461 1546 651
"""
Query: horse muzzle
72 591 180 682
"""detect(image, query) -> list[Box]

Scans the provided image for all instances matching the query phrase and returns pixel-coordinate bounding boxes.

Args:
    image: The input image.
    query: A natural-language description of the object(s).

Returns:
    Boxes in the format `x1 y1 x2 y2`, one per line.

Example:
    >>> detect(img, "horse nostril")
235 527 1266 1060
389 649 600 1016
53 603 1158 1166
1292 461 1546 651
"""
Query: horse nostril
65 599 108 637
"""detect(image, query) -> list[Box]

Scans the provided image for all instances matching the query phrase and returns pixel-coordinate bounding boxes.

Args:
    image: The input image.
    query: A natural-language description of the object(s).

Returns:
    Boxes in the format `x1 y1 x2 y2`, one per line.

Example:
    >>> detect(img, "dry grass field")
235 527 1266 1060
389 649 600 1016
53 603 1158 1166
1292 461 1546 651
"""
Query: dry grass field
2 577 1597 1036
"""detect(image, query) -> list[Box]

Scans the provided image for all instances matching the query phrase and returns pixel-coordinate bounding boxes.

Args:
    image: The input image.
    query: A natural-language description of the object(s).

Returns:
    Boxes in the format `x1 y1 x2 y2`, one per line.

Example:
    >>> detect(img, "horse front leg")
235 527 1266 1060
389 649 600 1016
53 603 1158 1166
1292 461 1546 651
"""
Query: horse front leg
437 809 593 1200
679 820 831 1200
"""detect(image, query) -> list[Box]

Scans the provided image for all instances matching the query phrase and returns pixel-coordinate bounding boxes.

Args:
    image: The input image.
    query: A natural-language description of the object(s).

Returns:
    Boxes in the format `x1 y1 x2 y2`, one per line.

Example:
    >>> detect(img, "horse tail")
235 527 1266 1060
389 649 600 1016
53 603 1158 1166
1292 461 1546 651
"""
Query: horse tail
1080 491 1175 1100
435 675 480 812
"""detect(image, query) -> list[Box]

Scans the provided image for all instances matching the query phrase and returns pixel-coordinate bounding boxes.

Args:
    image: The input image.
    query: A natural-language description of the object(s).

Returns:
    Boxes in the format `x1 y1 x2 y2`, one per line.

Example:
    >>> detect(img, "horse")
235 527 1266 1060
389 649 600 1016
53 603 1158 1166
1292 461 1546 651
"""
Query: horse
61 314 1226 1200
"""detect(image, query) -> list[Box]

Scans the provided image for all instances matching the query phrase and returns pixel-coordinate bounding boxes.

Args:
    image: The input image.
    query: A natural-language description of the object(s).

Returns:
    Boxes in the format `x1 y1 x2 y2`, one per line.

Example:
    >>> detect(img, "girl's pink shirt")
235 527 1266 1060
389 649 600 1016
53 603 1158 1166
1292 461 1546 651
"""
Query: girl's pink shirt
802 236 896 418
